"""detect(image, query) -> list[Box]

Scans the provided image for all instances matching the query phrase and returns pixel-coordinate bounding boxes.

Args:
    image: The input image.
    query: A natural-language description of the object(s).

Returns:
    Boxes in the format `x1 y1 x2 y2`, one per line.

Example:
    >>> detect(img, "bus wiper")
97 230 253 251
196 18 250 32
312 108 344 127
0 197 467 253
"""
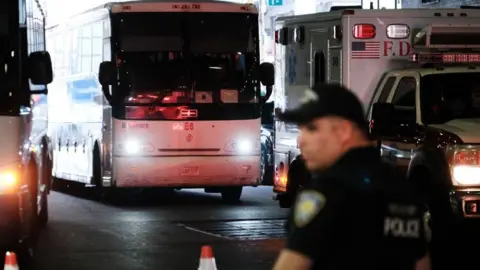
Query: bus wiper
149 92 169 111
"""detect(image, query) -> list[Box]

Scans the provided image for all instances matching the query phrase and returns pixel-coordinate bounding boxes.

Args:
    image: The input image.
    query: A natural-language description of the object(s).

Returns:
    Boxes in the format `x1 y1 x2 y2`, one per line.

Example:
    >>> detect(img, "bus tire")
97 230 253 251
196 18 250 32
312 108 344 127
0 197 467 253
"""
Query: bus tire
221 187 243 203
92 145 105 200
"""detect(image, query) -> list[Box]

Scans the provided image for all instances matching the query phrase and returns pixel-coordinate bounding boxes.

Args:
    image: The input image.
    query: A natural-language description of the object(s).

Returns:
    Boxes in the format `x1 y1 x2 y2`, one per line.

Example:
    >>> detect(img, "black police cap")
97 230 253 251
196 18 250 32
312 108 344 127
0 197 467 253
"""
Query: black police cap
277 83 369 132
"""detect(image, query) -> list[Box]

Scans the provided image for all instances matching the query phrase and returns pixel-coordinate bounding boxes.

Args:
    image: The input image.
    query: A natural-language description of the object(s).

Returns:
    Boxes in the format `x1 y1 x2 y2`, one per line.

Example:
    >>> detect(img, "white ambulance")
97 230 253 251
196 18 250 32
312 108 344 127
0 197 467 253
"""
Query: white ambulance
272 5 480 227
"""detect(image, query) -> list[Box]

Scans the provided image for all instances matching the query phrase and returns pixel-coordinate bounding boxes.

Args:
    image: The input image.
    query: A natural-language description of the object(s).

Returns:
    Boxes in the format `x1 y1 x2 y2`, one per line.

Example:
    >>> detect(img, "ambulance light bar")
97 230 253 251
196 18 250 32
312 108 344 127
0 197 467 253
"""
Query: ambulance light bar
410 52 480 64
413 24 480 49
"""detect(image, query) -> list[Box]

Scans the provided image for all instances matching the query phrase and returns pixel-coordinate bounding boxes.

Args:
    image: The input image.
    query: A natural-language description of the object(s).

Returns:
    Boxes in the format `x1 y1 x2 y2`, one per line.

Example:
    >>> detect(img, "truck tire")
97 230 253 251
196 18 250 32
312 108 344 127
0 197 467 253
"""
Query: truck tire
279 158 310 208
408 147 458 231
38 190 48 227
38 148 49 227
279 194 292 208
408 146 461 267
16 243 35 270
260 143 274 185
221 187 243 203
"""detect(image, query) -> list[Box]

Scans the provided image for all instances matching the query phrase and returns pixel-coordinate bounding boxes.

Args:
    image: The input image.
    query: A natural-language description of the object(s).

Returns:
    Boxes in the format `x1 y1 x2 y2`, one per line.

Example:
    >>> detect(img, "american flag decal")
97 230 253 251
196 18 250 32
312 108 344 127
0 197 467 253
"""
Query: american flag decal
351 41 380 59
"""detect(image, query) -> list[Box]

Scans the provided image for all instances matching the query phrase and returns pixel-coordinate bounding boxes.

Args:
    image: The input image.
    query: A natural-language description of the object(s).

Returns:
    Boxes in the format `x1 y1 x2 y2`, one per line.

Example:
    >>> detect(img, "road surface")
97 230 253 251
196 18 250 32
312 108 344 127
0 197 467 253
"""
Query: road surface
34 185 289 270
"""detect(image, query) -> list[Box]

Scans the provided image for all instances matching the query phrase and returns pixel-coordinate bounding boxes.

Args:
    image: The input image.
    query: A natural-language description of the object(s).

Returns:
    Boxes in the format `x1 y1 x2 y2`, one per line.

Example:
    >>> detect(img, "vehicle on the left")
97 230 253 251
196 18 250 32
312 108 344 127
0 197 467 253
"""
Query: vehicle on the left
0 0 53 266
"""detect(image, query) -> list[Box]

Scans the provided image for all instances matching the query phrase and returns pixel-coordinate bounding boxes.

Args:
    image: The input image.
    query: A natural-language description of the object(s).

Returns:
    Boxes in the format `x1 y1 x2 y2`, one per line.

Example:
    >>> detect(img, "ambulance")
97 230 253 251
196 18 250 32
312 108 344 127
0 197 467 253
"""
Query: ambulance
272 4 480 227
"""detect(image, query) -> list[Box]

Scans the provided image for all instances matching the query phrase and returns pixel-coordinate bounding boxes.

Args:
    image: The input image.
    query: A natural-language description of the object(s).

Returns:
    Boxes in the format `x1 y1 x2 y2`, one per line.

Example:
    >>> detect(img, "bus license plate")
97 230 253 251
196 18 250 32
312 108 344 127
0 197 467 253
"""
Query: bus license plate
181 166 199 176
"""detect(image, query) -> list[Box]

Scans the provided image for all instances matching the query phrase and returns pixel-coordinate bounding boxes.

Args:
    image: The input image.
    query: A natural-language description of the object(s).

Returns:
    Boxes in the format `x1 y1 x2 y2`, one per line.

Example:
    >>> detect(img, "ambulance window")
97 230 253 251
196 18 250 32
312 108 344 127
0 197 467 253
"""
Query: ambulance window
378 77 396 102
392 77 416 107
314 51 325 84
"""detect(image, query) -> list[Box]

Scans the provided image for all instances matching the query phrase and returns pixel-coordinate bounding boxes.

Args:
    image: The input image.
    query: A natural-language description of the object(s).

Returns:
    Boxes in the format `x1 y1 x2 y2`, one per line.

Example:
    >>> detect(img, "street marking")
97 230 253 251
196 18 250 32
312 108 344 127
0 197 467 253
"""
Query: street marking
177 223 233 240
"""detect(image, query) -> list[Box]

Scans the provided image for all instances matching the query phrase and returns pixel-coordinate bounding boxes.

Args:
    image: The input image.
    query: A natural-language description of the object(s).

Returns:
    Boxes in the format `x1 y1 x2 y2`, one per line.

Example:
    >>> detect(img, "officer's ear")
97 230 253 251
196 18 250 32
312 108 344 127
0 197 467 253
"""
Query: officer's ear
335 118 360 143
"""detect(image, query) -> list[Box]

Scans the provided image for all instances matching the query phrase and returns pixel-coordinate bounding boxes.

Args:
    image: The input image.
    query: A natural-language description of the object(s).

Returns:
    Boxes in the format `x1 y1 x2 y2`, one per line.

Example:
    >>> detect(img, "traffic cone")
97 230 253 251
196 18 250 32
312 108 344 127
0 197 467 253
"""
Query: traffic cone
4 251 19 270
198 245 217 270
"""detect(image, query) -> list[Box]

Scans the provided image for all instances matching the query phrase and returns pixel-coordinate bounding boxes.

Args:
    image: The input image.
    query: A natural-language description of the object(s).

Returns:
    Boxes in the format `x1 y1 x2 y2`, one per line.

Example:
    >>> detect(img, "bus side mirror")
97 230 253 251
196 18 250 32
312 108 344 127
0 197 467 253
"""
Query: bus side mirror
28 51 53 86
259 62 274 87
98 61 117 86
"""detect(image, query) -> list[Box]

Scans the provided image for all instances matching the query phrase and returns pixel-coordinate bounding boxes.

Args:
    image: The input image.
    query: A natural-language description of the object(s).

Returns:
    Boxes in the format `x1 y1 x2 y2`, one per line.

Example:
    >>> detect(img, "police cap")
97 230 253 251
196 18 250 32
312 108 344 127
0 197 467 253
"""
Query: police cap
277 83 369 134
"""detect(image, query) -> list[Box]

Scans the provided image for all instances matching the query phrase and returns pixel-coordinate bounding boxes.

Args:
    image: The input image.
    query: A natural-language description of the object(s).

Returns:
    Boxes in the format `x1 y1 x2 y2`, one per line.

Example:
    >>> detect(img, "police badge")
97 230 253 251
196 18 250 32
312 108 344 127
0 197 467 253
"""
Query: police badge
294 190 326 227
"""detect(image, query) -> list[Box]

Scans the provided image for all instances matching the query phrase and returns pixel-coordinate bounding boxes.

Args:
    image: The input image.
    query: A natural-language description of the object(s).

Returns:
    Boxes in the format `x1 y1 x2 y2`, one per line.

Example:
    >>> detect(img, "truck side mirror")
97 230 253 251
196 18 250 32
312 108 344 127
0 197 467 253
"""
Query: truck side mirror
259 62 274 87
370 102 416 137
98 61 117 86
28 51 53 86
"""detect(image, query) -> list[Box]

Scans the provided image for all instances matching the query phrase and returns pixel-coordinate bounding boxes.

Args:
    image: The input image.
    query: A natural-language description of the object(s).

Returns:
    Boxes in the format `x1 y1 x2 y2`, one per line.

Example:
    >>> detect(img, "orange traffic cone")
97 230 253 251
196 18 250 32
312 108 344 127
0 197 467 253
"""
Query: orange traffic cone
198 245 217 270
4 251 19 270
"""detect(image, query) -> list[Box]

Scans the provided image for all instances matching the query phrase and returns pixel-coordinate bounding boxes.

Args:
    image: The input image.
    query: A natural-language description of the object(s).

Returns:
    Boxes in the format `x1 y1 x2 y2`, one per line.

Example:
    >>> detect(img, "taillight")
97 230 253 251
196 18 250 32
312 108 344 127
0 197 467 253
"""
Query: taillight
352 24 376 39
275 30 279 43
454 150 480 165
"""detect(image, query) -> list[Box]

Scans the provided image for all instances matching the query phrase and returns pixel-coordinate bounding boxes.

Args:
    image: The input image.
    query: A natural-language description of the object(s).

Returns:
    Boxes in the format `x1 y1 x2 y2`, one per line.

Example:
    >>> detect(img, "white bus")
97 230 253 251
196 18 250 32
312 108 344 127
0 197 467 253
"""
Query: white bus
0 0 53 263
47 0 274 202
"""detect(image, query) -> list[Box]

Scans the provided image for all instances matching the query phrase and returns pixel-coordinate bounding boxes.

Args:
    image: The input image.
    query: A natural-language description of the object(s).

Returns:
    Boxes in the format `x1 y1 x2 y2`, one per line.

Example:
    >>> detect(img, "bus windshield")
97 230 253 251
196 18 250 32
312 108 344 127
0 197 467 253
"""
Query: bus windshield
0 3 10 90
114 12 259 106
420 72 480 125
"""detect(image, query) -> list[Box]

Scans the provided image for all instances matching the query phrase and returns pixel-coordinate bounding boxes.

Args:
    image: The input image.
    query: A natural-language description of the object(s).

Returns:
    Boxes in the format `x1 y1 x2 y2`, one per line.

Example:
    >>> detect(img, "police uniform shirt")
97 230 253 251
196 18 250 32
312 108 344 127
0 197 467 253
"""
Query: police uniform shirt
286 147 428 270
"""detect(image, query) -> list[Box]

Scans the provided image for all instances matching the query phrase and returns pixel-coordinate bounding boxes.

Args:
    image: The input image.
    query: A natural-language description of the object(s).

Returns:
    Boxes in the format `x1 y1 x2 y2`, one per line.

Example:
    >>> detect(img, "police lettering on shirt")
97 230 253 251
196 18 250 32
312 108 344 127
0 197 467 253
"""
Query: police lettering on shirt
383 203 420 238
384 217 420 238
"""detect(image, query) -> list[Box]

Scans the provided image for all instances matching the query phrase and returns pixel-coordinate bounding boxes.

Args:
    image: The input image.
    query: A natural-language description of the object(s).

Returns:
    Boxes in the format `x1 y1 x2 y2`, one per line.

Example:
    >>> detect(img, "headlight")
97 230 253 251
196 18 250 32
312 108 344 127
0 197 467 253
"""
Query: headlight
125 140 140 154
224 139 260 154
452 165 480 186
0 167 19 192
447 145 480 186
119 140 154 155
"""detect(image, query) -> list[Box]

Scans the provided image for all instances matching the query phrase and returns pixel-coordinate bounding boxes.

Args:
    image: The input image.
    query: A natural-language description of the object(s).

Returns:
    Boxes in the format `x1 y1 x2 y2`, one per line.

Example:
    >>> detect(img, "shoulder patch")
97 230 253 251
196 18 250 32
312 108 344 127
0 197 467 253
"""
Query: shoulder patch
294 190 326 228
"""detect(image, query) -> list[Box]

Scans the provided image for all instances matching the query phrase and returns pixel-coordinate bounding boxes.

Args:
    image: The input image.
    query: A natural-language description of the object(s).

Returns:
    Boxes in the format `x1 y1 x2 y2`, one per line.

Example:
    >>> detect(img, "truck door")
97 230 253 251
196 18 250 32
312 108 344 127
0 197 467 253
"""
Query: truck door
377 71 423 175
327 39 342 83
310 31 327 87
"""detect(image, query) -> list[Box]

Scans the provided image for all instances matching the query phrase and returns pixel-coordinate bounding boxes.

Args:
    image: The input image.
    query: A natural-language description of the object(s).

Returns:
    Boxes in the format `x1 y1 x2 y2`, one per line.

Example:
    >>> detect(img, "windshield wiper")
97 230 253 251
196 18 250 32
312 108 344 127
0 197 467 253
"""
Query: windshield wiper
149 92 169 111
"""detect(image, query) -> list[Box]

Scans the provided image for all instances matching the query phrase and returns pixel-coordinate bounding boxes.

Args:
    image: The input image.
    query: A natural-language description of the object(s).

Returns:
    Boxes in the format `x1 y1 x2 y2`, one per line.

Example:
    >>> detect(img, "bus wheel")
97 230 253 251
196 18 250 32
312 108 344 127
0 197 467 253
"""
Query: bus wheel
221 187 243 203
92 146 107 201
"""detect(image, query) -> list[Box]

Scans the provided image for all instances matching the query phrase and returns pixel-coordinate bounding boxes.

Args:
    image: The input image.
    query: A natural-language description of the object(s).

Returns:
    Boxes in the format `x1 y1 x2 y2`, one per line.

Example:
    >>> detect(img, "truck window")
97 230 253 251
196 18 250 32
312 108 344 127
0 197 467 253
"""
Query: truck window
314 51 325 84
392 77 416 107
378 76 397 102
420 72 480 125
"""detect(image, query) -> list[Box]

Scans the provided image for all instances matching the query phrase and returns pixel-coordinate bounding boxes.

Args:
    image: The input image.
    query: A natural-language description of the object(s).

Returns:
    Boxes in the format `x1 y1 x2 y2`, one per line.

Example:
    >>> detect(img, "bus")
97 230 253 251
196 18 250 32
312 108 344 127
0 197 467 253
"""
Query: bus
1 0 52 265
47 0 274 202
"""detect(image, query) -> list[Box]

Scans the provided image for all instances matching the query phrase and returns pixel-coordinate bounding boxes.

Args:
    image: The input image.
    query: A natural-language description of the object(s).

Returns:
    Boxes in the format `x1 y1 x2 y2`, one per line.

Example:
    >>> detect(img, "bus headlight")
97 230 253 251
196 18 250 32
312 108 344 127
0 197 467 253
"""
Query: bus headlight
224 139 260 154
120 140 154 154
125 140 140 154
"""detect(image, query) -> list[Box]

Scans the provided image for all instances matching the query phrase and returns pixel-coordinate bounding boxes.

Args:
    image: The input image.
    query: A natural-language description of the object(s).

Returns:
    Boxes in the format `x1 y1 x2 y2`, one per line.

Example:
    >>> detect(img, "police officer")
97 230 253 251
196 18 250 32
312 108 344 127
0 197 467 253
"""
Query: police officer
273 83 430 270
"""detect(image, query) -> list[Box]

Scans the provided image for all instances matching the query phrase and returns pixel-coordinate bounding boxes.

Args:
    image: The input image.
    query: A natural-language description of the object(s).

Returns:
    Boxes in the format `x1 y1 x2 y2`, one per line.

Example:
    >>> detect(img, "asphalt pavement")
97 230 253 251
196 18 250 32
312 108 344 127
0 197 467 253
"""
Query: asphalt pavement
33 184 289 270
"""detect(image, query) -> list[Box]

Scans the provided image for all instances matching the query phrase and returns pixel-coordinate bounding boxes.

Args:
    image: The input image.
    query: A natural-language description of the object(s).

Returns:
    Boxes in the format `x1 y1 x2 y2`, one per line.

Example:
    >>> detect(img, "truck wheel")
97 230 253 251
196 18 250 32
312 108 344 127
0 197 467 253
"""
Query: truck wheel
221 187 243 203
280 158 310 208
261 145 273 185
38 190 48 227
15 243 35 270
409 167 457 235
278 194 292 208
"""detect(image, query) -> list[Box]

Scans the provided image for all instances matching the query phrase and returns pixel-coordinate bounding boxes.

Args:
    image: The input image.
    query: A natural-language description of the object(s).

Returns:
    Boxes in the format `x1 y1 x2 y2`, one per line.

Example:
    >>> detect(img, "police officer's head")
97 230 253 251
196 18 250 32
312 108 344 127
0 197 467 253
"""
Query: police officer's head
277 83 370 171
